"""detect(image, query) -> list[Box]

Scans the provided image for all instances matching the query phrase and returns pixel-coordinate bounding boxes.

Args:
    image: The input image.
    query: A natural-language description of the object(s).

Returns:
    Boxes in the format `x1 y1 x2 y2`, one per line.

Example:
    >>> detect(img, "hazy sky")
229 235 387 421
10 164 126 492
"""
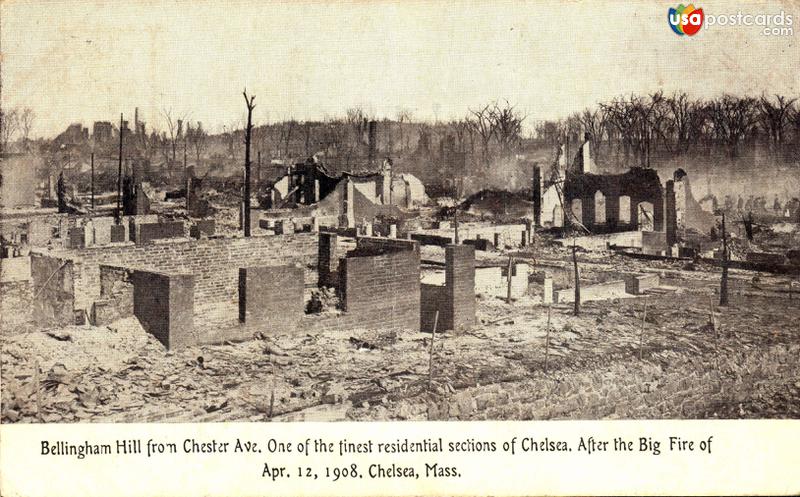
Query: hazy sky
2 0 798 138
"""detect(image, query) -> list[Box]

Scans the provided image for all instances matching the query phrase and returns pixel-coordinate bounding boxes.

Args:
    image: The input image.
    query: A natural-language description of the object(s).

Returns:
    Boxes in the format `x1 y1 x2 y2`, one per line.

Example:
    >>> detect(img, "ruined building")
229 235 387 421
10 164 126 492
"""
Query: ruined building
533 134 714 255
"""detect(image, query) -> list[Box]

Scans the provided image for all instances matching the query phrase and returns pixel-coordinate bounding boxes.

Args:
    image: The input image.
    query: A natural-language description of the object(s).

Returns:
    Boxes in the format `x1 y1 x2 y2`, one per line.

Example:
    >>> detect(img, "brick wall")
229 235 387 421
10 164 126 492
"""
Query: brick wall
93 265 135 325
37 233 318 317
133 221 186 244
0 256 31 282
0 280 32 330
420 284 447 332
339 247 420 332
351 236 418 256
427 343 800 421
411 223 528 248
239 266 304 334
422 245 476 333
132 270 196 349
446 245 476 333
554 279 627 303
570 231 643 251
0 213 159 250
624 273 660 295
30 254 75 327
318 233 341 287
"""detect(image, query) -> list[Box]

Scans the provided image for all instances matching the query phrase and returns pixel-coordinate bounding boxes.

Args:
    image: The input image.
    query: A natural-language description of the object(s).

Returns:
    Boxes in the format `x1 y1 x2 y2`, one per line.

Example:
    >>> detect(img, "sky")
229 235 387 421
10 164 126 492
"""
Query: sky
2 0 798 138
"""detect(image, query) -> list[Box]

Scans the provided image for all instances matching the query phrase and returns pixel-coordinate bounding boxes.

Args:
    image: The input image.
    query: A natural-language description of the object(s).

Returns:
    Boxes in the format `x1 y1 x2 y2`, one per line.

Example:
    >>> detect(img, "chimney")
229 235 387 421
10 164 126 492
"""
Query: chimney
134 107 139 135
582 132 592 173
368 120 377 166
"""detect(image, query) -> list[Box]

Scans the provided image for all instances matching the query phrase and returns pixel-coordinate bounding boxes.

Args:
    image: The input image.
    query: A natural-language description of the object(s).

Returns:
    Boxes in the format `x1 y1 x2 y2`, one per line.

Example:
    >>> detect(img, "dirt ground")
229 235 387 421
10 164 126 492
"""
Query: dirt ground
2 247 799 423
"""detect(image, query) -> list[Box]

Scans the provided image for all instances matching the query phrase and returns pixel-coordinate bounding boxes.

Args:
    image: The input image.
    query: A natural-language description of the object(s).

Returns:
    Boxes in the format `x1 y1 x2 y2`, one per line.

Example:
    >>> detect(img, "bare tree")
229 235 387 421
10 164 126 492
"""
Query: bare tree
491 100 525 158
0 108 19 152
757 94 796 151
161 108 179 164
242 90 256 237
467 103 497 168
601 96 639 165
281 119 296 160
577 107 607 160
19 108 35 149
395 108 413 153
186 121 208 165
222 121 241 159
663 92 706 155
707 94 758 158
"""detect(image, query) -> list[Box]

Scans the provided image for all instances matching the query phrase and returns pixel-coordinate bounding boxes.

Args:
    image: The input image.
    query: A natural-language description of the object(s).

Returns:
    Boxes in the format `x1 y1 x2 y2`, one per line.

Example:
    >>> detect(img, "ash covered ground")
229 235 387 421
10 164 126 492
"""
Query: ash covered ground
3 241 798 423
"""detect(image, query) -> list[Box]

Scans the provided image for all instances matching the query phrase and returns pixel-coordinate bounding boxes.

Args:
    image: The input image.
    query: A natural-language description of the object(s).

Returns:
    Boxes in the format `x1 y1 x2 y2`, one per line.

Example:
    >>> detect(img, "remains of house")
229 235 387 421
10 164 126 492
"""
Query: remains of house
2 100 799 425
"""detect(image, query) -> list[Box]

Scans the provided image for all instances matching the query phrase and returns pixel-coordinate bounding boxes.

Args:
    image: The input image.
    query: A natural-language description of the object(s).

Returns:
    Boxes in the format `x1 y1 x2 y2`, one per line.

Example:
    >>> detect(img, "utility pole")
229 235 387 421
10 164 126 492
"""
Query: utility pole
243 90 256 237
116 113 123 223
572 241 581 316
720 212 729 306
184 139 189 201
257 150 262 191
454 209 460 244
90 152 95 209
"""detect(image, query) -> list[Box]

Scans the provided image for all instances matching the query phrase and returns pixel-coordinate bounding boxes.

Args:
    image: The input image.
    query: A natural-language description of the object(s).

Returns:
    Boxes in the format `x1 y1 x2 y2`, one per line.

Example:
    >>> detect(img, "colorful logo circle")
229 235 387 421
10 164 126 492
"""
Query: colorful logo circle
668 4 704 36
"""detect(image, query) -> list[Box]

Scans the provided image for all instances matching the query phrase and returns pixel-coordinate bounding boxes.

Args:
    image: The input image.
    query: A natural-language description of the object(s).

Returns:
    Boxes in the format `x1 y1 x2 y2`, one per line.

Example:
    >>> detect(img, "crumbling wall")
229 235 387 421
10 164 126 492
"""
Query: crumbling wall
92 265 135 325
132 221 185 244
318 232 343 287
132 270 196 349
339 241 420 332
30 254 75 327
239 265 304 334
41 233 318 318
420 284 447 332
563 168 664 233
420 245 476 333
553 279 627 303
0 257 33 330
427 344 800 420
411 223 528 249
444 245 476 333
0 281 32 330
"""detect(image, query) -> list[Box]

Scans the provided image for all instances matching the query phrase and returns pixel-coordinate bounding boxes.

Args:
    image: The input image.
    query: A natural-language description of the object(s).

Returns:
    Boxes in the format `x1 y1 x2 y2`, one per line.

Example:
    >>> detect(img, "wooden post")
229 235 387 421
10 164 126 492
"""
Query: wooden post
116 113 123 223
257 150 262 191
639 296 648 361
506 256 514 304
708 294 717 337
544 305 551 373
429 311 439 385
90 152 95 210
34 359 41 422
719 212 729 306
572 243 581 316
454 210 460 244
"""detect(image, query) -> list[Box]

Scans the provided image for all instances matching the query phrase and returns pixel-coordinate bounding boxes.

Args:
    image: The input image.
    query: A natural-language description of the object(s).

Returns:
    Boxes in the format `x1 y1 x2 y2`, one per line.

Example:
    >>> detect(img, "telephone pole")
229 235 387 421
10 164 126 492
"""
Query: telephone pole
116 113 124 222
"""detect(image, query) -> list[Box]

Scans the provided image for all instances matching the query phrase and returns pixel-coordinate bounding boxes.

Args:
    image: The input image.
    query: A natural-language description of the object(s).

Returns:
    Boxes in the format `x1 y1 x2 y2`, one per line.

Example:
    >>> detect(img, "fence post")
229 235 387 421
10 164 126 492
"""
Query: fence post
429 311 439 385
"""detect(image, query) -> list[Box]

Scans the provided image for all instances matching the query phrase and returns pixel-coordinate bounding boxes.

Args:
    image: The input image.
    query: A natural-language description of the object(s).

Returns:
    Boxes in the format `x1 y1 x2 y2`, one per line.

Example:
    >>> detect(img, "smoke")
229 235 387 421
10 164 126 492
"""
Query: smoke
652 156 800 202
463 153 549 196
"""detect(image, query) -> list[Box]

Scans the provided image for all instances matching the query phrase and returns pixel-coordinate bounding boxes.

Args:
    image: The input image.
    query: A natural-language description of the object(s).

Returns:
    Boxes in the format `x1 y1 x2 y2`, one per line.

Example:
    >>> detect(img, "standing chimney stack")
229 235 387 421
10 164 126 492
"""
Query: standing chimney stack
368 120 377 166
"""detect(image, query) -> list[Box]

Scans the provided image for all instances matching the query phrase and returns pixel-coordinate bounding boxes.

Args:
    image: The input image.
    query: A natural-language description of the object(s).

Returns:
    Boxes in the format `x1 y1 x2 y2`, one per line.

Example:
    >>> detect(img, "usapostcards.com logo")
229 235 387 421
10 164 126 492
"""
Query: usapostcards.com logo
668 4 704 36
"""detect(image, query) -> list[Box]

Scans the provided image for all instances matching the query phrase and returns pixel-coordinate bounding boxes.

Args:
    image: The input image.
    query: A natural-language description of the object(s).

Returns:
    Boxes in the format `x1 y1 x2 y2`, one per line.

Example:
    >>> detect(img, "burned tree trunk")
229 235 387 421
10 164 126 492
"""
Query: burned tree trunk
243 91 256 237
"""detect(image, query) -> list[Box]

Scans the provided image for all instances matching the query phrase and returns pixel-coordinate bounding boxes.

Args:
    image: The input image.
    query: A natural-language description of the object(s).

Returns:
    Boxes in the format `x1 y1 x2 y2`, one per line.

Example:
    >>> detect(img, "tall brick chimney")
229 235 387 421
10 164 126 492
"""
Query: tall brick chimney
368 120 377 166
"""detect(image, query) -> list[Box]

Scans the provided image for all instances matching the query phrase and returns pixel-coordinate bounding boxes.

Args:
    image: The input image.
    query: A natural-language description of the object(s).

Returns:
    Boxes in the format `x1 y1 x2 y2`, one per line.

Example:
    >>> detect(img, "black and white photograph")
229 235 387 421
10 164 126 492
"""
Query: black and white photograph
0 0 799 494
